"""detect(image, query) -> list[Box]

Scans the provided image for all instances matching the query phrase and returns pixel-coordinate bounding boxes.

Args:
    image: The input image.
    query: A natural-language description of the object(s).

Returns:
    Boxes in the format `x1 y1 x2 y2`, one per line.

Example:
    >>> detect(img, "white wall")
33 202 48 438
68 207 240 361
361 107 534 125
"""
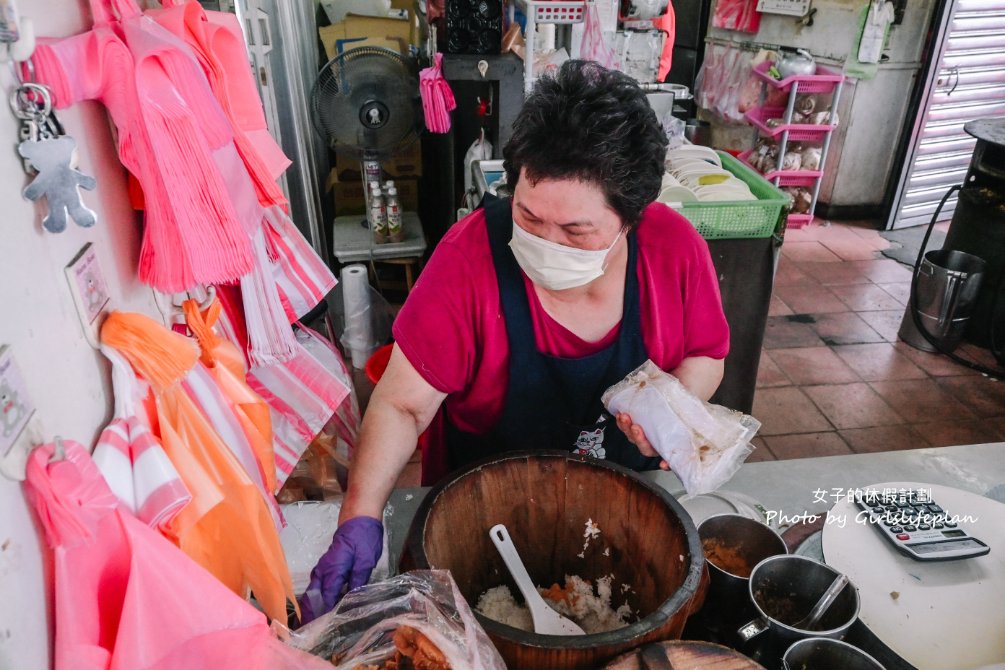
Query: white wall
0 2 161 668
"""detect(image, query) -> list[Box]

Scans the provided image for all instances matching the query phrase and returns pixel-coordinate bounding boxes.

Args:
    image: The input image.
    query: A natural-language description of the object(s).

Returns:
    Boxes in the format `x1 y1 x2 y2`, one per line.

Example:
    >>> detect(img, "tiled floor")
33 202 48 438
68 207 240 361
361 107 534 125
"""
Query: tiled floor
750 219 1005 463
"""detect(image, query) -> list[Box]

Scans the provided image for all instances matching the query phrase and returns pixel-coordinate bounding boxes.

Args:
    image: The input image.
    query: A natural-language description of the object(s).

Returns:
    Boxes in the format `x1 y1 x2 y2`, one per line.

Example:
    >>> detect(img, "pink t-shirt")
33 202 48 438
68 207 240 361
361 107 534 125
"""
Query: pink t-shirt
392 201 730 434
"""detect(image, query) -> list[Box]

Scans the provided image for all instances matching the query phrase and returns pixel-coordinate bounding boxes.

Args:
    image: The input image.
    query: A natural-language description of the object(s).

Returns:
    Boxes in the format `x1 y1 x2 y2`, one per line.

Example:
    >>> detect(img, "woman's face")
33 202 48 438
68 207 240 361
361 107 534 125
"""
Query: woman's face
512 169 625 250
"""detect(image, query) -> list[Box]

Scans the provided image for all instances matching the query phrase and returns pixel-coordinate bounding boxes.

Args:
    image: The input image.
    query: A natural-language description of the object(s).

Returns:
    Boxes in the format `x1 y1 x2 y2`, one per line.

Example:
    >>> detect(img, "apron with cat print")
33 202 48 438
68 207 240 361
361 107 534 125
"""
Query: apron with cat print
445 195 662 472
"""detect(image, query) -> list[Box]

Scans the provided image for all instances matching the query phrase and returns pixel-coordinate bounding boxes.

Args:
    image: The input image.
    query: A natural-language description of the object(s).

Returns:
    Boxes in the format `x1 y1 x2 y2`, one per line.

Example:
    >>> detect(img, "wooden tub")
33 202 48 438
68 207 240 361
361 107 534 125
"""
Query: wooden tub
401 451 708 669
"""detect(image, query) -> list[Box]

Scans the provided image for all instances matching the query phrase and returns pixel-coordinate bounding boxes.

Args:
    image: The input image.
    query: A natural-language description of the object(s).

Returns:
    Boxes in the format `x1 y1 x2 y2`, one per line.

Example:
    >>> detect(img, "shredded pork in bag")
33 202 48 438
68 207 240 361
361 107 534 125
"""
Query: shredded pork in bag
284 570 506 670
602 361 759 496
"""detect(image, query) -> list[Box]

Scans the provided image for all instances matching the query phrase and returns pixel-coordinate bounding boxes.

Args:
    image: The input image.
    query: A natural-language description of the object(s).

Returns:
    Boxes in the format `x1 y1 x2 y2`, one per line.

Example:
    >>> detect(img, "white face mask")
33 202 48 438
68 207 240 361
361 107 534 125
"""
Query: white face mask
508 222 626 291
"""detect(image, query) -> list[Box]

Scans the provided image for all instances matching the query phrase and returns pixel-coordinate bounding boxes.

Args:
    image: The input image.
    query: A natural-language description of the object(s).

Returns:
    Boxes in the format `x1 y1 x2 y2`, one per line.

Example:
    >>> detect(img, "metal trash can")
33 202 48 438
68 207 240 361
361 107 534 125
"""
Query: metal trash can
899 249 987 353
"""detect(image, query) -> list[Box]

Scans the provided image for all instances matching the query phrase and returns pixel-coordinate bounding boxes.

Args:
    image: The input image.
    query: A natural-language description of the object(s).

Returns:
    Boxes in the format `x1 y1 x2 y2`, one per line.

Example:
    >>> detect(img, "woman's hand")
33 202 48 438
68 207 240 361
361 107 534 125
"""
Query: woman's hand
615 412 670 471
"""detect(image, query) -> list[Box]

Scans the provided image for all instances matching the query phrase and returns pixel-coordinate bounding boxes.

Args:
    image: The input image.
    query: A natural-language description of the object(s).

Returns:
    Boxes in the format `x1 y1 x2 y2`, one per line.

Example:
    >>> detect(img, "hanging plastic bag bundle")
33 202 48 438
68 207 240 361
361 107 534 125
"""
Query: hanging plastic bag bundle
24 440 332 670
101 310 298 622
284 570 507 670
183 298 277 493
602 360 760 497
91 346 192 529
178 299 284 530
213 284 354 488
420 53 457 134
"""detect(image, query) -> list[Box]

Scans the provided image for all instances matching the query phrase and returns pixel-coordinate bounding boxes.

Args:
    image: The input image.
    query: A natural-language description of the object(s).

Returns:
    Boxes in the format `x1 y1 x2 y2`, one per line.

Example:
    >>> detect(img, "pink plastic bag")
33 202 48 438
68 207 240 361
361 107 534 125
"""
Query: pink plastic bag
579 1 618 70
712 0 761 33
212 286 355 486
23 440 332 670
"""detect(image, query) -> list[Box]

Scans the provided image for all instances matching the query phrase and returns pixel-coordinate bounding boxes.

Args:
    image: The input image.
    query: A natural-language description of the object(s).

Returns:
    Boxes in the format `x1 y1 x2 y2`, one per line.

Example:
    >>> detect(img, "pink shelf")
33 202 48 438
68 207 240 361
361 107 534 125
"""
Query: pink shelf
745 107 835 142
738 150 824 185
753 61 844 94
787 213 814 228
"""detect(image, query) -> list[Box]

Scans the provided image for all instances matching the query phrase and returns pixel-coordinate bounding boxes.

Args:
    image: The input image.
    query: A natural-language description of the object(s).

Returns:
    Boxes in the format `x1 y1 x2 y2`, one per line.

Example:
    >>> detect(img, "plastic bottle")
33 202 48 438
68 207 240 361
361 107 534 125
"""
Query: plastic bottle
368 183 388 243
385 186 403 242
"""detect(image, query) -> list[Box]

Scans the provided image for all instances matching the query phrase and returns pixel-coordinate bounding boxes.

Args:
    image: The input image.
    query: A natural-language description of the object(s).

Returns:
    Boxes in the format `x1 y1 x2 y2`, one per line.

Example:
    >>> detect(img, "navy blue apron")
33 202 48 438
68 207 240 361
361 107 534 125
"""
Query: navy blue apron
445 195 661 472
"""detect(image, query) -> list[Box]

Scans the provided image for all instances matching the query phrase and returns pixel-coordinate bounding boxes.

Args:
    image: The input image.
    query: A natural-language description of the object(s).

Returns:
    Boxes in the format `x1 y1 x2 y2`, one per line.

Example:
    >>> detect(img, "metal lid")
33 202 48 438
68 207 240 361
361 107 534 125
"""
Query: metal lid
964 118 1005 147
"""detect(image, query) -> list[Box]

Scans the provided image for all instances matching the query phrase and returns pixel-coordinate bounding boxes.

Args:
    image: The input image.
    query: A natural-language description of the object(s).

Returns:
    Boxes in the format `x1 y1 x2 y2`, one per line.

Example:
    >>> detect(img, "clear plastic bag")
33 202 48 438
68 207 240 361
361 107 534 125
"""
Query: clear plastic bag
602 360 760 497
284 570 507 670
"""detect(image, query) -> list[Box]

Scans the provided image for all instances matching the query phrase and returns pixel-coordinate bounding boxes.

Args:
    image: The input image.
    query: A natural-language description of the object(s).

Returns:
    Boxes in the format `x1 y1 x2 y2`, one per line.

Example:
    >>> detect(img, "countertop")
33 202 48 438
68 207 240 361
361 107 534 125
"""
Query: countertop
382 442 1005 670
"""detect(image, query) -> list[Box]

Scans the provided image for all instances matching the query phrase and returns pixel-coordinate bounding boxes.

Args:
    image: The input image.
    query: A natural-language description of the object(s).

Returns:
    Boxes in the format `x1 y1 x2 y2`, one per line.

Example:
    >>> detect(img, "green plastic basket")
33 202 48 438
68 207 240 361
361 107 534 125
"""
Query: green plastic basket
677 151 790 240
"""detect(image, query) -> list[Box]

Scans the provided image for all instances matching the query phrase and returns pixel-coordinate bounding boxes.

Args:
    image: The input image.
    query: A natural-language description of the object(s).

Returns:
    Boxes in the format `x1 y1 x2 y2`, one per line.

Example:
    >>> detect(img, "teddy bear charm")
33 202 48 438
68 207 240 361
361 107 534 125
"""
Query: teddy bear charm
12 82 97 233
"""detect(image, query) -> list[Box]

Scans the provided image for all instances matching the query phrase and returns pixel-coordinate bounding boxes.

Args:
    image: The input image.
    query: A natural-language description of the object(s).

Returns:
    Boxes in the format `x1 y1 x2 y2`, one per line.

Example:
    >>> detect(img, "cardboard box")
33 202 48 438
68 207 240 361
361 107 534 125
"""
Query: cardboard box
333 141 422 181
319 14 416 61
330 172 419 216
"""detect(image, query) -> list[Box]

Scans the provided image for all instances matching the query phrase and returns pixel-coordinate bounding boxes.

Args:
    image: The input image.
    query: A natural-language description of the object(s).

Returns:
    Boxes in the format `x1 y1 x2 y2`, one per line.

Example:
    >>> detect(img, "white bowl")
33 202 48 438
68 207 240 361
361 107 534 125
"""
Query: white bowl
657 185 698 204
678 168 734 188
667 145 721 167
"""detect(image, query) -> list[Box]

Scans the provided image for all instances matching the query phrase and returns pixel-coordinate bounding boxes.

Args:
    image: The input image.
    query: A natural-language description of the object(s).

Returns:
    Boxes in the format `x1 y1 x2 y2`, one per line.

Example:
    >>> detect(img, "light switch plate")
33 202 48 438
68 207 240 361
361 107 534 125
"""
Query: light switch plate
65 243 111 348
0 345 39 480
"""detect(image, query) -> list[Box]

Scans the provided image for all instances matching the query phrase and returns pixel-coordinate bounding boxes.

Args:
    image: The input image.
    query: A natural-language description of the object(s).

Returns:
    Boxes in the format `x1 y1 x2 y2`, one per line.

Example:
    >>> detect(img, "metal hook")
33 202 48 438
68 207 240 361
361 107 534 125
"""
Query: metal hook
9 80 50 120
172 284 217 312
50 436 66 463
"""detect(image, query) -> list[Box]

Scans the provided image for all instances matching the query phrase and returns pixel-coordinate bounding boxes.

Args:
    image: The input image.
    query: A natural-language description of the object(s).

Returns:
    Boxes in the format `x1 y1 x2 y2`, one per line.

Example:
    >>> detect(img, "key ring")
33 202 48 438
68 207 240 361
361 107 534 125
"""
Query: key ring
9 81 51 121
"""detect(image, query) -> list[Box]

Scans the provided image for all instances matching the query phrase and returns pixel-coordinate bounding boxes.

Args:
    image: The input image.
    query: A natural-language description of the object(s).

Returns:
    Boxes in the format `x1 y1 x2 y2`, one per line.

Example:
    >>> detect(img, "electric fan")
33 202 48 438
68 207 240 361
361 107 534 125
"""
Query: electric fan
310 47 423 186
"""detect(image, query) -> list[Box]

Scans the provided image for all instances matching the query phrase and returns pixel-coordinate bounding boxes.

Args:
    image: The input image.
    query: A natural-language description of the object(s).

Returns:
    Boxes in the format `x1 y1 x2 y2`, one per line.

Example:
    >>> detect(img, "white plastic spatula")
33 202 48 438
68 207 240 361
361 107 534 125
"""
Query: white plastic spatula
489 523 586 636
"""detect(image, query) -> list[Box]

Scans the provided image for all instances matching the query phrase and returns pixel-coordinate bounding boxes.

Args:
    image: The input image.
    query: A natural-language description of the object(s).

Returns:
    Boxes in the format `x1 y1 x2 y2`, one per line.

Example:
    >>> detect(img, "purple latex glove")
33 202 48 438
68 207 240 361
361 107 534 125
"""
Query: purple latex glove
298 516 383 625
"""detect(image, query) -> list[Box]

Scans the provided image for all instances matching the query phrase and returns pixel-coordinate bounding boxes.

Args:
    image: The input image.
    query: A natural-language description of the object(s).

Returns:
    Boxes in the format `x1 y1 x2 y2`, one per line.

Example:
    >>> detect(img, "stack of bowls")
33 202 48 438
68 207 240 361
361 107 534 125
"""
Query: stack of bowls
661 146 756 204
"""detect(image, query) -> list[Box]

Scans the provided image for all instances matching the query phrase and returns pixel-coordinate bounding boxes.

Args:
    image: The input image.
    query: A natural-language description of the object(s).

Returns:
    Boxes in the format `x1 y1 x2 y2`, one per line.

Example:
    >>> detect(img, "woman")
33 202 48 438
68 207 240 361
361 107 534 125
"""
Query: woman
301 61 729 622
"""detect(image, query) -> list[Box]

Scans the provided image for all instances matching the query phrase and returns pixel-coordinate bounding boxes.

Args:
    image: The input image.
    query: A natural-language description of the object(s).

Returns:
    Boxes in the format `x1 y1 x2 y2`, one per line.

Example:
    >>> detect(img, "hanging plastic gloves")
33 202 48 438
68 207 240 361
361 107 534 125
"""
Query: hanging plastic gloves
419 53 457 134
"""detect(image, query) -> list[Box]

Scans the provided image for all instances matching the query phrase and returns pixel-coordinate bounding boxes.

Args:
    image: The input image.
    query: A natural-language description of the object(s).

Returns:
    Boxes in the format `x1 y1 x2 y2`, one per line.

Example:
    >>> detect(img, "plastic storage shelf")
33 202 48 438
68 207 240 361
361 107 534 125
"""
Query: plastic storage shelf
744 107 835 142
677 152 789 240
524 0 584 22
746 62 845 229
511 0 586 93
752 61 844 94
738 151 823 185
785 213 814 228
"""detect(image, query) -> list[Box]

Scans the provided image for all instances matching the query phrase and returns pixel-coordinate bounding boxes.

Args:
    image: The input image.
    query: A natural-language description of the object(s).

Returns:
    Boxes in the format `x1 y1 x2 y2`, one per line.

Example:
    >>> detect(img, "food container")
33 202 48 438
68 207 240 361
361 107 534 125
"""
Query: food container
738 555 859 658
400 451 707 670
697 514 787 614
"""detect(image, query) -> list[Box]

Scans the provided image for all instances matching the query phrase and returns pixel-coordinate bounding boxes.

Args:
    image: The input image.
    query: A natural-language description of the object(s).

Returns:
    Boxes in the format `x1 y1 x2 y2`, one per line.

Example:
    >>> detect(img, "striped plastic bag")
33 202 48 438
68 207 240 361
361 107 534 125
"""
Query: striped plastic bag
92 347 191 529
213 286 354 486
263 205 338 323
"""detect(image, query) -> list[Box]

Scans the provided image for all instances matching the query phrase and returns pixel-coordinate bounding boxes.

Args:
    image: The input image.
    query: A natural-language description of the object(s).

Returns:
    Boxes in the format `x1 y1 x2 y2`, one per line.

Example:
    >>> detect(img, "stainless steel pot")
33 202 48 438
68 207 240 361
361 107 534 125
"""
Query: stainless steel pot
738 555 859 649
777 49 816 78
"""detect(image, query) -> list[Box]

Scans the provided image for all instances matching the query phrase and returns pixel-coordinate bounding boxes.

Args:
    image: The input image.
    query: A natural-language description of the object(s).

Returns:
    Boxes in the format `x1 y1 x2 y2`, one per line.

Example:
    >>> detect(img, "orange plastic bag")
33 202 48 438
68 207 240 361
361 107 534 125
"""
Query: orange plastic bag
23 440 331 670
101 311 297 622
184 298 276 494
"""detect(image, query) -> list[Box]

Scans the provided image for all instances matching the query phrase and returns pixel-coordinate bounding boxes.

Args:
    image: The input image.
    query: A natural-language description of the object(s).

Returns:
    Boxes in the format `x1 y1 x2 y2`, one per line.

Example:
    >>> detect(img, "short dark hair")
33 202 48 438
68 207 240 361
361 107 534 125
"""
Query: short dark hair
502 60 668 229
